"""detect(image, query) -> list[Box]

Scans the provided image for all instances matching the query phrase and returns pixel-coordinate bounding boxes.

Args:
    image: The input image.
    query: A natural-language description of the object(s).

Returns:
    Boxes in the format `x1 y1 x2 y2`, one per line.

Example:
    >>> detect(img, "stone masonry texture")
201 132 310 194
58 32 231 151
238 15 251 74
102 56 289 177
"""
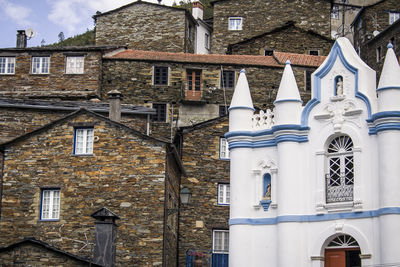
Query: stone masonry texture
211 0 332 54
0 111 181 266
177 117 230 266
228 24 334 56
0 50 103 100
95 2 196 53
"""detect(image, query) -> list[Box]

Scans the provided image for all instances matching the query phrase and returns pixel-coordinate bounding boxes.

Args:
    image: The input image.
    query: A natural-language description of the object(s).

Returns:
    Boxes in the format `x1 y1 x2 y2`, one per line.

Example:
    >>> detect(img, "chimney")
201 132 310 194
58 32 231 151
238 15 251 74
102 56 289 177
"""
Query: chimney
91 208 120 267
107 90 122 122
16 30 27 48
192 1 203 20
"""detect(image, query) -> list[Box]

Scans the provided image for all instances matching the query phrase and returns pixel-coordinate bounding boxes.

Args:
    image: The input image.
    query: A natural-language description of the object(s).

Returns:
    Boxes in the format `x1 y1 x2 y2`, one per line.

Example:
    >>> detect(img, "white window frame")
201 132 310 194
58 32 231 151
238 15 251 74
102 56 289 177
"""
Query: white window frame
389 12 400 25
74 128 94 155
213 230 229 254
32 56 50 74
228 17 243 30
41 189 60 220
66 56 84 74
0 57 15 74
218 183 230 205
331 5 339 19
219 137 229 160
205 33 210 49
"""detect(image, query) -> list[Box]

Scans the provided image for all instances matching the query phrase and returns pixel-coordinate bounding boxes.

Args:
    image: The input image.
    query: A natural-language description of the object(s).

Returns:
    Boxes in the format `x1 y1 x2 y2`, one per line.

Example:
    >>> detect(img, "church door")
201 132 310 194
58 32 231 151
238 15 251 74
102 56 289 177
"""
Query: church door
325 248 361 267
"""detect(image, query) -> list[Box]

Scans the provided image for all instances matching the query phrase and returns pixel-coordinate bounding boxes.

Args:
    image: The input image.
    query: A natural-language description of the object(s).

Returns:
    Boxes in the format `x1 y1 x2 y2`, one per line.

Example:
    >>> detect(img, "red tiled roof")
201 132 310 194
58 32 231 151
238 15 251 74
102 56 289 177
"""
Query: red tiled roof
105 50 282 67
274 51 326 67
105 49 326 68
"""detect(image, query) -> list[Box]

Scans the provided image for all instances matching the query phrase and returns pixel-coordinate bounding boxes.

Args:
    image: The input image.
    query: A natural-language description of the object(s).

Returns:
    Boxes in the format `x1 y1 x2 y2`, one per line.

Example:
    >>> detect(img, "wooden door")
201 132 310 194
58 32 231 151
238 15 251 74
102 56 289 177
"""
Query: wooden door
325 249 346 267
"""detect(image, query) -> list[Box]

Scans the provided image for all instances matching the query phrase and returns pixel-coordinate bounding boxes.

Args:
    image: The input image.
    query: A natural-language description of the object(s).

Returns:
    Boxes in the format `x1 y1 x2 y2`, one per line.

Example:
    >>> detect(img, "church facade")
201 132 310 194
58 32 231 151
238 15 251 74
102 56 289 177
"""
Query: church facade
226 38 400 266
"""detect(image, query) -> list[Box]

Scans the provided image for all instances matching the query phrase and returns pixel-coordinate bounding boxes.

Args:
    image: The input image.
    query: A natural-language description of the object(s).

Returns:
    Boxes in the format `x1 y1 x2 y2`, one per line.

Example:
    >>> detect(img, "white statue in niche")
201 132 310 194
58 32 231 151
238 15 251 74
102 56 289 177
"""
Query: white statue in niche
336 76 344 96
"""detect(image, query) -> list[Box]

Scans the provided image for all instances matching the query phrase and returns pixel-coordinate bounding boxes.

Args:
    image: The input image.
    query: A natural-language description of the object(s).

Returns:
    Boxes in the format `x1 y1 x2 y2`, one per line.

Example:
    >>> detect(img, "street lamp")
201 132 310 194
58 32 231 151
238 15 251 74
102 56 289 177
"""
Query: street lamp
167 187 192 215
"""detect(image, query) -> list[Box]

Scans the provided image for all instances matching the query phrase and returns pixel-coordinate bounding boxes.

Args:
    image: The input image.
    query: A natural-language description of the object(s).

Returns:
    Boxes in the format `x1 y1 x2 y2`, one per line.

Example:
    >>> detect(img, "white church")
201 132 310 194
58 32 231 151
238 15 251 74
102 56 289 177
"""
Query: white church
226 38 400 267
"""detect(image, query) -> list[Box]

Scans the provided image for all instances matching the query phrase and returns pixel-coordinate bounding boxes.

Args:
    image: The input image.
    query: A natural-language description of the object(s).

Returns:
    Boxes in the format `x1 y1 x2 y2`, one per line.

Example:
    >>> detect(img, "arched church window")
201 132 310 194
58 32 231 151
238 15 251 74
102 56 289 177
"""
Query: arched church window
326 135 354 203
327 234 359 248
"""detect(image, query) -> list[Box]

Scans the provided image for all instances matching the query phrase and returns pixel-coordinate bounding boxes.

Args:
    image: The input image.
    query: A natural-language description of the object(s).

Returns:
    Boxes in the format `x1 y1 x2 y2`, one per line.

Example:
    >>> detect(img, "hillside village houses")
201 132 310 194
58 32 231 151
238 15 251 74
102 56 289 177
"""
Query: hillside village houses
0 0 399 266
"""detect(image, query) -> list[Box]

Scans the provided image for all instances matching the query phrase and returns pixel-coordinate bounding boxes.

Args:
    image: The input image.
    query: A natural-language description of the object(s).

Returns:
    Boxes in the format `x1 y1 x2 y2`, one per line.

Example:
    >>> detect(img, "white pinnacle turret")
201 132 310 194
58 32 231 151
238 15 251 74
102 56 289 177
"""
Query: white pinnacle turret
275 60 301 103
228 69 254 132
377 43 400 112
274 61 302 125
229 69 254 110
378 43 400 90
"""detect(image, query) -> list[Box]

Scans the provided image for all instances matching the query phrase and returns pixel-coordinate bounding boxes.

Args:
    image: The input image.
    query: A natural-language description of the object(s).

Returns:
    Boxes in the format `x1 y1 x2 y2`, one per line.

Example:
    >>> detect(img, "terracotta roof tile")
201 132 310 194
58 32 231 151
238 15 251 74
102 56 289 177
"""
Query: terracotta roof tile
274 51 326 67
105 50 282 67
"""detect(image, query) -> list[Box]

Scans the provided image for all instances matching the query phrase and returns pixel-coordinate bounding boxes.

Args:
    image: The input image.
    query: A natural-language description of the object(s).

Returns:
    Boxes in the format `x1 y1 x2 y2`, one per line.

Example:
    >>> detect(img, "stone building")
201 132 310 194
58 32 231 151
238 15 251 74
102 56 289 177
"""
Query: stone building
0 108 185 266
227 37 400 266
210 0 332 54
175 116 230 266
351 0 400 78
227 21 334 56
102 49 326 139
0 45 122 100
94 1 197 53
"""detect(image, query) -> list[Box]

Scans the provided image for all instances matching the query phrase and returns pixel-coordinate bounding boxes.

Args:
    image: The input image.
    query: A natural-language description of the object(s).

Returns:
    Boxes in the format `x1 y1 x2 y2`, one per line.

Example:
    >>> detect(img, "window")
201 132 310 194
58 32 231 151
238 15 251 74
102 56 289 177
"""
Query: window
264 49 274 56
218 184 230 205
74 128 94 155
376 46 382 62
389 12 400 25
228 17 242 30
41 189 60 220
326 136 354 203
309 50 319 56
331 5 339 19
220 70 235 89
153 66 169 85
219 105 228 117
187 69 202 91
0 57 15 74
32 56 50 74
66 56 84 74
152 103 167 122
213 230 229 253
305 70 312 91
219 137 229 160
205 33 210 49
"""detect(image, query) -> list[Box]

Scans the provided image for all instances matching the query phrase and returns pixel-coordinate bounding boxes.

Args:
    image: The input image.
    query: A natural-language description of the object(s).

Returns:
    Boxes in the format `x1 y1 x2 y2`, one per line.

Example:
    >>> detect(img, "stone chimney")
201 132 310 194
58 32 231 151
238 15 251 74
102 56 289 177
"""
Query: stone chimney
192 1 203 20
16 30 27 48
107 90 122 122
91 208 120 267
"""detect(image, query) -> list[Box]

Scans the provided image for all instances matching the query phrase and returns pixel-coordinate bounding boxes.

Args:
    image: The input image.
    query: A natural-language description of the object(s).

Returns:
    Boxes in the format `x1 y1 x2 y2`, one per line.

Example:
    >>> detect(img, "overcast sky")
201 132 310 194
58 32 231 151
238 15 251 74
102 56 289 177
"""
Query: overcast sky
0 0 177 48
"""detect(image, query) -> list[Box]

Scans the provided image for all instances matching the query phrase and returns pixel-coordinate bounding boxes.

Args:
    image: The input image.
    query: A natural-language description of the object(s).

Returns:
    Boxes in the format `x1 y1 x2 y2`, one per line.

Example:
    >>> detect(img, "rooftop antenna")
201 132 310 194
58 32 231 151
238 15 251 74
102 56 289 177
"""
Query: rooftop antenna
25 28 36 40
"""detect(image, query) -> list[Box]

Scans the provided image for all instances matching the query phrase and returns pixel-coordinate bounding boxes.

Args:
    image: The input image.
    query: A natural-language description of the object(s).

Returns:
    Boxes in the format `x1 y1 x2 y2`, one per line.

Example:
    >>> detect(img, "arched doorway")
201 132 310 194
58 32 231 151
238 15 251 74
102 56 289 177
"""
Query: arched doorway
325 234 361 267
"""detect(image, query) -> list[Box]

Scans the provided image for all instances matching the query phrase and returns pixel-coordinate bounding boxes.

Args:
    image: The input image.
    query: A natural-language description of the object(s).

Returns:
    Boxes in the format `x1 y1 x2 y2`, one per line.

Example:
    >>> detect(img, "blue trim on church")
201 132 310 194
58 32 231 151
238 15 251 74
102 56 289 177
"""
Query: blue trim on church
300 42 372 127
229 207 400 225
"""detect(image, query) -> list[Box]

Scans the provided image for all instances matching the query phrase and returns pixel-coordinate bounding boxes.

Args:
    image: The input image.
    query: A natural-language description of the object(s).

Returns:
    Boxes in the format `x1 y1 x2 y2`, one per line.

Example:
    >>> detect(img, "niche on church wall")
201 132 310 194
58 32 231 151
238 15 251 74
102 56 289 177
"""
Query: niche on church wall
260 173 272 211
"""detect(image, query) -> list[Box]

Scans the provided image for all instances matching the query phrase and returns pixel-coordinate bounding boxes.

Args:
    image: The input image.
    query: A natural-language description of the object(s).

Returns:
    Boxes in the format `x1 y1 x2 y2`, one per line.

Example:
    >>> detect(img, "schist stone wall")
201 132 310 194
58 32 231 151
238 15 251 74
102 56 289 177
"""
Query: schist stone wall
94 2 196 53
0 50 103 100
228 24 334 56
177 117 230 266
0 112 180 266
0 241 94 266
211 0 331 54
102 59 314 139
0 107 149 144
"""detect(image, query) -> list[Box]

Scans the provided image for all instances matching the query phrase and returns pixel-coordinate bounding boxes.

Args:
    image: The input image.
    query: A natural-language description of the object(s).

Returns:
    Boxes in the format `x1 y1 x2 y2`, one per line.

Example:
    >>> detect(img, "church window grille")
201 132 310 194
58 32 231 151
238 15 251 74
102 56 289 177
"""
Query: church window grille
326 136 354 203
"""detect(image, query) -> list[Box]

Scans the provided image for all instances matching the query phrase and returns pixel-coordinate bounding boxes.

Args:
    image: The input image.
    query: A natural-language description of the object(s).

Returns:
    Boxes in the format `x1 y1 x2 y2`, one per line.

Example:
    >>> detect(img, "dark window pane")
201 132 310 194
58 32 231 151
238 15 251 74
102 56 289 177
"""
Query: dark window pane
154 67 168 85
221 70 235 88
152 103 167 122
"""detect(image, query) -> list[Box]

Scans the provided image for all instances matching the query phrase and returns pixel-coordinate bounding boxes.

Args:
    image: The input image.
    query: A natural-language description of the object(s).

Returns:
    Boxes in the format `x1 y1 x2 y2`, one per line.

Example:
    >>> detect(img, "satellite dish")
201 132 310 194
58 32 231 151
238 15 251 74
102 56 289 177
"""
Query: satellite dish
373 30 380 37
26 28 36 39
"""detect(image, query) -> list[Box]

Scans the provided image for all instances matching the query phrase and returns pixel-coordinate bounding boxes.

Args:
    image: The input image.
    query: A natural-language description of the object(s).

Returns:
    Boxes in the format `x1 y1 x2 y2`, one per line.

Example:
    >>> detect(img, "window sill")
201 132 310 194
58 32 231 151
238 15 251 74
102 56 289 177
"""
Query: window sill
0 73 15 75
219 158 230 161
38 219 60 222
30 73 50 75
72 153 94 156
217 203 230 206
65 73 85 75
